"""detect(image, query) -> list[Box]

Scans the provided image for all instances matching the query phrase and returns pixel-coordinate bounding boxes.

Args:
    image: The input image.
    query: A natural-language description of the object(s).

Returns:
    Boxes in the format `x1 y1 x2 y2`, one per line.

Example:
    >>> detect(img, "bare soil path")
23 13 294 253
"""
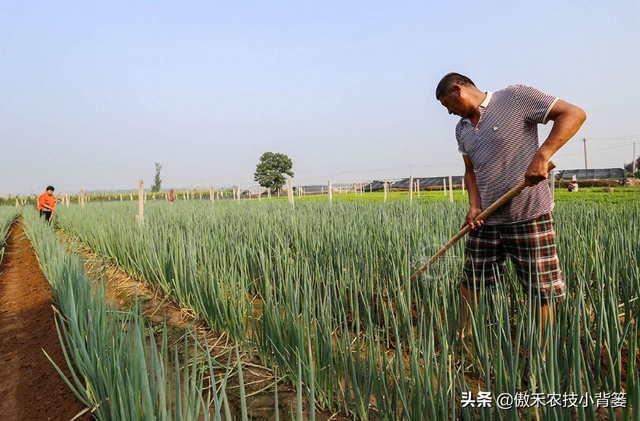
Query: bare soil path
0 220 88 421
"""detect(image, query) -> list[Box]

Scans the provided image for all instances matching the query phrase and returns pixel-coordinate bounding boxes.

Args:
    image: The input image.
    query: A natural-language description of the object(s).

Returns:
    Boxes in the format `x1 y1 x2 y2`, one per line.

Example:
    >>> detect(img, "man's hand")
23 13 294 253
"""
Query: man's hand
524 153 549 186
463 206 484 230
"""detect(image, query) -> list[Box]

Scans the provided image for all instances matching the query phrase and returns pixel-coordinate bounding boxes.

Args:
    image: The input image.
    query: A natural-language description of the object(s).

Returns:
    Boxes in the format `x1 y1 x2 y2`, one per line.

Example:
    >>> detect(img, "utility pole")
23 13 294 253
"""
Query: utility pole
582 138 588 170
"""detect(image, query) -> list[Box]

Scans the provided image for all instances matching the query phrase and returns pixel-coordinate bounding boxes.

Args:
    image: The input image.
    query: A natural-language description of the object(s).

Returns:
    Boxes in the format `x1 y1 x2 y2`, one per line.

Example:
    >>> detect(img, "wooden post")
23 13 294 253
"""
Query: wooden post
136 180 144 225
328 180 333 203
80 189 85 210
409 175 413 205
237 186 241 201
449 175 453 203
417 179 420 198
462 178 466 195
443 179 447 196
384 180 388 203
15 198 18 207
287 178 294 208
267 187 271 199
199 190 202 200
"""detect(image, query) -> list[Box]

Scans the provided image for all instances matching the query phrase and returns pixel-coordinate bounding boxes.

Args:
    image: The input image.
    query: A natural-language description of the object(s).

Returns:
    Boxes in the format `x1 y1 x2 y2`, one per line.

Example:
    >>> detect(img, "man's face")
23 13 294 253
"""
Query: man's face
438 86 469 118
46 189 54 196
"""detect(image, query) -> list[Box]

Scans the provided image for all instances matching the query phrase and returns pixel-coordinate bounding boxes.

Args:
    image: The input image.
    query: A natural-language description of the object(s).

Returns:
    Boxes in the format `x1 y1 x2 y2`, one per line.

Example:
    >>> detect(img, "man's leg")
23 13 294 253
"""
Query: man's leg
458 285 480 340
501 213 565 362
458 224 504 340
533 301 554 362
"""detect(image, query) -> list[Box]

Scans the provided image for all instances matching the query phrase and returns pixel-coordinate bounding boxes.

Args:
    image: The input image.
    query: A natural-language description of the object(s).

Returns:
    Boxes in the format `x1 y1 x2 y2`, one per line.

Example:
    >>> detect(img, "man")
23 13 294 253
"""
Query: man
37 186 57 223
436 73 586 367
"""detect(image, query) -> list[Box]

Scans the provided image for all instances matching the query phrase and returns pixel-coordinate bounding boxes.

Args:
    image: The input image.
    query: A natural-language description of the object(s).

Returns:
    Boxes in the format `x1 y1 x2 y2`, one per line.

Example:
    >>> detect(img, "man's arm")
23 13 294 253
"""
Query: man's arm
462 154 484 230
525 99 587 185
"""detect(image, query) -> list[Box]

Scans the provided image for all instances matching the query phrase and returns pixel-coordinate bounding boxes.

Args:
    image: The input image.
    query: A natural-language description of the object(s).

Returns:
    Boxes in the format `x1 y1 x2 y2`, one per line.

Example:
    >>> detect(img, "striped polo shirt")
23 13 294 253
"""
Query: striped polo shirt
456 85 558 225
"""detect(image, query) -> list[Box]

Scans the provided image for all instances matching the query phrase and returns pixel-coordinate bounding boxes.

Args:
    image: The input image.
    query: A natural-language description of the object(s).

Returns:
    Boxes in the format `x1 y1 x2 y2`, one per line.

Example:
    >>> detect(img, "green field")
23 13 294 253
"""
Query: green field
41 197 640 419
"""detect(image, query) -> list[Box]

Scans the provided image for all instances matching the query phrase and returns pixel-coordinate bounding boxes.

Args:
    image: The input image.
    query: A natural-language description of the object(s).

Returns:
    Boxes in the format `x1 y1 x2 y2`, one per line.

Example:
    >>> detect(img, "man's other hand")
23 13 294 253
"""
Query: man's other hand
463 207 484 230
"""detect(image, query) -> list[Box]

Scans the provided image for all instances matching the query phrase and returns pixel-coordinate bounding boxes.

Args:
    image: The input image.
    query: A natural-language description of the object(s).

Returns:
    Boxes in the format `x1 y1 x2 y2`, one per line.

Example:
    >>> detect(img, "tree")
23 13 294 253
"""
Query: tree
151 162 163 192
254 152 294 191
623 157 640 174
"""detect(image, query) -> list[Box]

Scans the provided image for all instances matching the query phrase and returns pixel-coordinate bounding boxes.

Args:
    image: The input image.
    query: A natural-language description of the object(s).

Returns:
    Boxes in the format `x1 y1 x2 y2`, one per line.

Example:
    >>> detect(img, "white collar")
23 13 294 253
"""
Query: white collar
479 91 493 108
462 91 493 123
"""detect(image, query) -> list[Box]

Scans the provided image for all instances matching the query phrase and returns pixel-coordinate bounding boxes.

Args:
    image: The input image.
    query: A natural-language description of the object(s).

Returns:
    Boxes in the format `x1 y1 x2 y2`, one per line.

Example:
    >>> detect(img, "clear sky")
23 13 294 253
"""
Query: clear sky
1 0 639 196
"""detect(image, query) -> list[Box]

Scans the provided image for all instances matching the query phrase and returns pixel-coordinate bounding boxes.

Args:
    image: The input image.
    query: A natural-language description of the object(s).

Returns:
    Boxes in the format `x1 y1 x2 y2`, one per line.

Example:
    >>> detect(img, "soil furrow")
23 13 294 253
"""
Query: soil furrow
0 220 88 421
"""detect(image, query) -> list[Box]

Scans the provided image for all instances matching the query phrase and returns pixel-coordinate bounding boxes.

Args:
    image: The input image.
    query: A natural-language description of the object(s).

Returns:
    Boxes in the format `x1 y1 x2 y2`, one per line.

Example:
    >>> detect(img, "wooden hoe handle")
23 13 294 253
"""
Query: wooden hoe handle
409 161 556 282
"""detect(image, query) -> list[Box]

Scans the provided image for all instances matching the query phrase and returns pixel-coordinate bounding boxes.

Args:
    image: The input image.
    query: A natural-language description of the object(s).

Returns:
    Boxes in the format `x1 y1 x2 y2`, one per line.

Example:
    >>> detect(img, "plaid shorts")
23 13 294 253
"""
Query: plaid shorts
462 212 565 302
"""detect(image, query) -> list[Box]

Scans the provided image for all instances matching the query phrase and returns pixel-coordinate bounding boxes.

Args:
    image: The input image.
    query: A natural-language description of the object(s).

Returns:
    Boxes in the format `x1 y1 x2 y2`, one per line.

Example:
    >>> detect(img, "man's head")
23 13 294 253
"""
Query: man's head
435 73 482 118
46 186 55 196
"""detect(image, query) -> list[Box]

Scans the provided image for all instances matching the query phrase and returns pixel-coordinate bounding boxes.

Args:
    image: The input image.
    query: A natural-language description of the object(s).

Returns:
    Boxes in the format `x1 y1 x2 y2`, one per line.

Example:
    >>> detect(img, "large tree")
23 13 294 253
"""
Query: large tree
623 157 640 174
254 152 294 191
151 162 163 192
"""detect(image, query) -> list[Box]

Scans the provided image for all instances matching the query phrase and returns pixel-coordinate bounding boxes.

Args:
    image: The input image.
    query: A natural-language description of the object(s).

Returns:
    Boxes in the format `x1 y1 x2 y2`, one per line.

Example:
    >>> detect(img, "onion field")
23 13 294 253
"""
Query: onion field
38 198 639 420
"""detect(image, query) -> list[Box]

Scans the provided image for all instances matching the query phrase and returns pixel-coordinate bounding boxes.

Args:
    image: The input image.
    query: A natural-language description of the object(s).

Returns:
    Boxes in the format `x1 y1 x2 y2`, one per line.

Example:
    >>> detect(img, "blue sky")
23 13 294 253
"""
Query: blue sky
1 0 639 196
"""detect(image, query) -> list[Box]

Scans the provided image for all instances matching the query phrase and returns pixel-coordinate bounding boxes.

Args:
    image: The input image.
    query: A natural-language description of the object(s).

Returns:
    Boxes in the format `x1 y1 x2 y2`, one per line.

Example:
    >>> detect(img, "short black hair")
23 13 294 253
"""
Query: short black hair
46 186 55 192
435 73 476 99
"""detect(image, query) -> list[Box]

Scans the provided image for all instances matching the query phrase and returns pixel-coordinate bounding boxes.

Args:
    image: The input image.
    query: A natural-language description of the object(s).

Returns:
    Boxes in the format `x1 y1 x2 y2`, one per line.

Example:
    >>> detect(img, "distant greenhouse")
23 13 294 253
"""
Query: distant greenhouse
555 168 625 180
362 176 464 191
292 168 627 195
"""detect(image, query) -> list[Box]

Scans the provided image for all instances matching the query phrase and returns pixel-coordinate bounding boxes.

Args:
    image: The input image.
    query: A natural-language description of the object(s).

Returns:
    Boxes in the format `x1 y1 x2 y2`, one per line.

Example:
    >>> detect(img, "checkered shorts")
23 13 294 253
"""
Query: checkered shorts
462 212 565 302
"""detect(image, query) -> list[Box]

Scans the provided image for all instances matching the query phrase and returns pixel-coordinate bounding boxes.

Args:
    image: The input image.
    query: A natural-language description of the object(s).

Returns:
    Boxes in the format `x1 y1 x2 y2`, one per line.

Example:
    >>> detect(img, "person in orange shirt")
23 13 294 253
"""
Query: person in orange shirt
37 186 56 223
